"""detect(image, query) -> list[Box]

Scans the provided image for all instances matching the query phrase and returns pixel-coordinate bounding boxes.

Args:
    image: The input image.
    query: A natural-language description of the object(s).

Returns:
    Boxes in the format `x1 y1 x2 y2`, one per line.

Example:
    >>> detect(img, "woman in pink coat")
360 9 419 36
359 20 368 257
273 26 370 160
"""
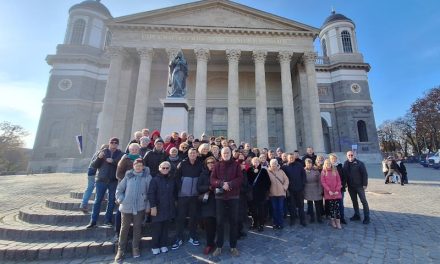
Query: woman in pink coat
320 159 342 229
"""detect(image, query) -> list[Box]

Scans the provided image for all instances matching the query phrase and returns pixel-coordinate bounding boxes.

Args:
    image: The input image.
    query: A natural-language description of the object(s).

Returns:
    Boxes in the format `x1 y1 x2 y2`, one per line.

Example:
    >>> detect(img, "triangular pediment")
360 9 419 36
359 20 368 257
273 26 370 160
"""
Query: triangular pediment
112 0 318 33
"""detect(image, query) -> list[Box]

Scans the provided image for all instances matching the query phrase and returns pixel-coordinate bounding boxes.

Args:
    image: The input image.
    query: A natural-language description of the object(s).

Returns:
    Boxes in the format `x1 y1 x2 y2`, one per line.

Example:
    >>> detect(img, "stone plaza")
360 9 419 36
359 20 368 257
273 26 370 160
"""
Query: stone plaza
1 163 439 263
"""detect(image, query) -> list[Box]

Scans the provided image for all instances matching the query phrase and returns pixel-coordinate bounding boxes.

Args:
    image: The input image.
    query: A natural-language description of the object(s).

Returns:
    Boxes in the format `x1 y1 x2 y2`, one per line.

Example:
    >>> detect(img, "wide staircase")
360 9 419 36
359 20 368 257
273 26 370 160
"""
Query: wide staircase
0 191 149 261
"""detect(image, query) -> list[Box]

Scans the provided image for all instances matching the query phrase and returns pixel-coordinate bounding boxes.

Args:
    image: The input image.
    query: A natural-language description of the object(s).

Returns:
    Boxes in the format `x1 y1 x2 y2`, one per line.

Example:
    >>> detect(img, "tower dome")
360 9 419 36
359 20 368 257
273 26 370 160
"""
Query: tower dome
322 10 354 28
69 0 111 17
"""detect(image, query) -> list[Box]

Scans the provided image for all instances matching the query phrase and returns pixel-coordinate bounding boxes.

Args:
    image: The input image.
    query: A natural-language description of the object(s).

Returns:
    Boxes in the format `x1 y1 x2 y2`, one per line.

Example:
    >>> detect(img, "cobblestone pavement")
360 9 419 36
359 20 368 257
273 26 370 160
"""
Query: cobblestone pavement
1 163 439 264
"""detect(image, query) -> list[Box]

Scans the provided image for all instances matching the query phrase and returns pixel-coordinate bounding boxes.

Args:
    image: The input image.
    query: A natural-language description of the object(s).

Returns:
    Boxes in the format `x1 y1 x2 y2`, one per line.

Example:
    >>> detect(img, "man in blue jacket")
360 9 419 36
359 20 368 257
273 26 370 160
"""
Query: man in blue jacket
86 137 123 229
172 148 204 250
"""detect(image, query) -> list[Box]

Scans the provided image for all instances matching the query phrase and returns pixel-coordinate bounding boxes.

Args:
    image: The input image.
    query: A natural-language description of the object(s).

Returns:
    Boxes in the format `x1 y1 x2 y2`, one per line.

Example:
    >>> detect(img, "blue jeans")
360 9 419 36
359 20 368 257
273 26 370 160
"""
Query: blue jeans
271 196 285 227
90 181 117 224
80 176 95 208
339 192 345 219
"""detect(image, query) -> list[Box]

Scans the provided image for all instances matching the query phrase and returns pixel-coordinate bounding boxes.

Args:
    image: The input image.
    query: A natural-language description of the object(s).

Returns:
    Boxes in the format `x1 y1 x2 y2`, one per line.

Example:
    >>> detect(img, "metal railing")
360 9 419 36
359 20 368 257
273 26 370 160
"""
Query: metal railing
315 56 330 65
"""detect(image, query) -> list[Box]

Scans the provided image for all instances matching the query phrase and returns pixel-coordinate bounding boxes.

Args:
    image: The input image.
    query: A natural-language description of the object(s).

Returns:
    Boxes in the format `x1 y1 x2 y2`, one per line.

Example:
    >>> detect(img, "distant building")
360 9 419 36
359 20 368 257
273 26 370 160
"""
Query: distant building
30 0 380 172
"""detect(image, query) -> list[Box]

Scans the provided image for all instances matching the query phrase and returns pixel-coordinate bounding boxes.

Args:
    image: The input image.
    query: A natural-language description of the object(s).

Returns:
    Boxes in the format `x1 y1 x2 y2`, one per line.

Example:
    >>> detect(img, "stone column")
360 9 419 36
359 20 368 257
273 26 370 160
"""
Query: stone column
96 46 126 146
226 49 241 142
193 48 210 139
278 51 297 152
252 50 269 148
131 47 154 134
303 51 325 153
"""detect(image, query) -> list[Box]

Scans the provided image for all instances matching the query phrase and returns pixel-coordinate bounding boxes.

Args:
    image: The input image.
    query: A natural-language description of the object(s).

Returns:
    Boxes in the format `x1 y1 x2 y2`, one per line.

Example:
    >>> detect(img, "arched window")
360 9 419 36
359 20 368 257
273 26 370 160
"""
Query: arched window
322 38 328 57
104 30 112 47
357 120 368 142
70 19 86 45
341 30 353 53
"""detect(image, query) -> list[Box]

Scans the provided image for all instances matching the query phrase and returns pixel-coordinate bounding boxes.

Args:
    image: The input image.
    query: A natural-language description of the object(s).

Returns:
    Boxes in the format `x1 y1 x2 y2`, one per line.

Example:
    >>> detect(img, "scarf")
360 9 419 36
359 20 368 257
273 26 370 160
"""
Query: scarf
127 154 141 161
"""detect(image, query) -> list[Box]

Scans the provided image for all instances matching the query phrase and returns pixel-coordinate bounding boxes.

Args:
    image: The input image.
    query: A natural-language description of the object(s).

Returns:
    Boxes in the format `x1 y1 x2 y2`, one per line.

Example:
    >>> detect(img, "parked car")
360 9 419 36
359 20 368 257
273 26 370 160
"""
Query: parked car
405 155 419 163
427 152 440 169
420 153 435 167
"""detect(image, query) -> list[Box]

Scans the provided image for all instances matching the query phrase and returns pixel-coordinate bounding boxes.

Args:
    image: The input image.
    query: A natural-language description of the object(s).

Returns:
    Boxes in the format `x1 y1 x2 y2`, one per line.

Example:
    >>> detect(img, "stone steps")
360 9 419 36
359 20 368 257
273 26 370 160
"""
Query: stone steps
69 191 108 201
0 190 158 261
46 196 107 211
0 238 115 261
18 203 109 225
0 211 114 241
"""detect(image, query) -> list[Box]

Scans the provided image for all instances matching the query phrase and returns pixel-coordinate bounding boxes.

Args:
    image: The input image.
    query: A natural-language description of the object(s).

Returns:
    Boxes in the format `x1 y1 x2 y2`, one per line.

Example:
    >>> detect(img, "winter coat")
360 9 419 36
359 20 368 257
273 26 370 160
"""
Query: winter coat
143 148 167 177
116 154 141 181
197 168 216 218
343 159 368 188
91 148 123 183
210 159 243 200
267 168 289 197
166 155 182 178
397 160 407 177
116 168 152 214
304 168 323 201
247 165 271 203
334 163 347 192
281 161 306 192
302 153 317 165
176 158 203 197
147 172 177 222
321 168 342 200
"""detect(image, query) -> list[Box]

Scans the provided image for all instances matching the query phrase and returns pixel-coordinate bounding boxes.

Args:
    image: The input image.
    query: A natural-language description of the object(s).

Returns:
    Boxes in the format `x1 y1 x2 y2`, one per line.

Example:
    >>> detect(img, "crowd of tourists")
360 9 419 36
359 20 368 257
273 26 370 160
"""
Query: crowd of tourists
80 129 371 262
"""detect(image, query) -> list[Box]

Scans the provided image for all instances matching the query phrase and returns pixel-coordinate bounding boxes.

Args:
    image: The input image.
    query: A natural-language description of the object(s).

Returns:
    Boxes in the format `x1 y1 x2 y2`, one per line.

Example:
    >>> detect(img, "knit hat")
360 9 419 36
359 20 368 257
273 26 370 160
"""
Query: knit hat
155 137 164 144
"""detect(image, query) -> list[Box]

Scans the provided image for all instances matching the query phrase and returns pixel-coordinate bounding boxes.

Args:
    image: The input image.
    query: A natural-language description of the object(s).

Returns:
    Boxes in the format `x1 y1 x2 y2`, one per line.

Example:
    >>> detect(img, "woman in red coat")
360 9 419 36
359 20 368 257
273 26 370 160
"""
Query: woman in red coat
320 159 342 229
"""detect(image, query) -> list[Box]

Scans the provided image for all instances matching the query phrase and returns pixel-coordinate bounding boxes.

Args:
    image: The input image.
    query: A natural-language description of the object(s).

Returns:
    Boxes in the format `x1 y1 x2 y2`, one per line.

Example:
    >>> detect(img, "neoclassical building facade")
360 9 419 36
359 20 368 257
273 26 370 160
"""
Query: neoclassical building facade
30 0 380 172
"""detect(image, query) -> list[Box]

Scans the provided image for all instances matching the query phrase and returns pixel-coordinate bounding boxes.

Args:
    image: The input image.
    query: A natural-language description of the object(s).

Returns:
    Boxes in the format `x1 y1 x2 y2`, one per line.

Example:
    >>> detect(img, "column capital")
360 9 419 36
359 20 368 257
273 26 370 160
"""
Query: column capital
166 48 181 61
278 51 293 63
226 49 241 63
252 50 267 63
105 46 128 59
136 47 154 60
194 48 210 62
303 51 317 64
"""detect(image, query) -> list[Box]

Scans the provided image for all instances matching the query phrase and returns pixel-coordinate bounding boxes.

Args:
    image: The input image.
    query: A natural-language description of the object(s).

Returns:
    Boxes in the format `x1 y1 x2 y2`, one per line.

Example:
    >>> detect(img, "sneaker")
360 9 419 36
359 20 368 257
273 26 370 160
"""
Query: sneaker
212 247 222 257
160 247 168 253
151 248 161 255
363 218 371 224
132 247 140 258
79 206 88 213
171 239 183 250
350 215 361 221
230 248 240 257
85 222 97 229
188 237 200 246
102 222 113 228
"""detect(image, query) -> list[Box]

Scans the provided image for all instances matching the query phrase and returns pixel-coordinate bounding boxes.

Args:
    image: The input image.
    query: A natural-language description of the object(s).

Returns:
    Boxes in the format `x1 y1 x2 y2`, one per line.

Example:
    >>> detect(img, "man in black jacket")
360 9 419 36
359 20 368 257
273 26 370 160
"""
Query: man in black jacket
143 138 167 177
343 151 370 224
172 148 204 250
86 137 123 228
282 152 307 226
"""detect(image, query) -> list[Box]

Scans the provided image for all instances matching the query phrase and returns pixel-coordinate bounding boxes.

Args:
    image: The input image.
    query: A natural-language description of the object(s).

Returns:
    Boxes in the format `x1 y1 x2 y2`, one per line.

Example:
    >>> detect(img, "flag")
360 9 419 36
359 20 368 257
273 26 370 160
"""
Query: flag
75 135 83 154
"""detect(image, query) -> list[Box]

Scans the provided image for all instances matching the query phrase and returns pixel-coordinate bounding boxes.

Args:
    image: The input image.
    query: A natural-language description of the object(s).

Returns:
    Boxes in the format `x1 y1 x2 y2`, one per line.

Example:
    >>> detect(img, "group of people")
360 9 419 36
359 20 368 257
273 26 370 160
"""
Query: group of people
80 129 371 262
382 154 408 185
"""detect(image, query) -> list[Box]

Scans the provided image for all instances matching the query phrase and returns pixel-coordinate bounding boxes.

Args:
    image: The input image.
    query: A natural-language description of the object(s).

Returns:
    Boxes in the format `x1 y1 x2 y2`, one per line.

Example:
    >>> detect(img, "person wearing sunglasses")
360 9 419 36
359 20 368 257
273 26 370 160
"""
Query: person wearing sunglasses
148 161 177 255
343 151 370 224
86 137 124 229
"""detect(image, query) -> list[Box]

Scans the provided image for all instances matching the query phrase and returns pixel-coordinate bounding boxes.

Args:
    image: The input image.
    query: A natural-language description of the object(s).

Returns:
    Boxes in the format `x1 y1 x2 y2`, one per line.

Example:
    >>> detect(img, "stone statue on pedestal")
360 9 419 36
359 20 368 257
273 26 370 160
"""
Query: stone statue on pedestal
168 51 188 97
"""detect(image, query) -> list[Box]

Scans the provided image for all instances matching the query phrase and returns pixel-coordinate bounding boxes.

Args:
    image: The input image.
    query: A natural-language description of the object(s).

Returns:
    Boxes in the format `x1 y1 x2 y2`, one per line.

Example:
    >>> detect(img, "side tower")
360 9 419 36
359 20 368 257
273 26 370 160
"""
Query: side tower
316 11 380 160
29 0 112 172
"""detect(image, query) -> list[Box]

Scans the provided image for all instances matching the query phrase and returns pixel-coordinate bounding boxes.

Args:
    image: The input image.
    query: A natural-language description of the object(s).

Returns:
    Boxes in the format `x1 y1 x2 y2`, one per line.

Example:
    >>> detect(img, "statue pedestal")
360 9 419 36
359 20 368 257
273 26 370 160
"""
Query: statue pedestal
160 97 189 137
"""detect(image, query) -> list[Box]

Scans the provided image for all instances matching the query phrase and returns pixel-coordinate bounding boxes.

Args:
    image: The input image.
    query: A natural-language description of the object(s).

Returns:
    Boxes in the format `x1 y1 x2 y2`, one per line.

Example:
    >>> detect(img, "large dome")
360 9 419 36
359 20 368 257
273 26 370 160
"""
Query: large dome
69 0 112 17
322 11 354 28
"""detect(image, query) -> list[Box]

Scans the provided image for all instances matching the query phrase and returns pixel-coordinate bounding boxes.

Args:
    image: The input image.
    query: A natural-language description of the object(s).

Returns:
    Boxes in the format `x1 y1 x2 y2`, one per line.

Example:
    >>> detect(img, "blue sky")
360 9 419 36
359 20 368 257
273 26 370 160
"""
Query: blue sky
0 0 439 148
